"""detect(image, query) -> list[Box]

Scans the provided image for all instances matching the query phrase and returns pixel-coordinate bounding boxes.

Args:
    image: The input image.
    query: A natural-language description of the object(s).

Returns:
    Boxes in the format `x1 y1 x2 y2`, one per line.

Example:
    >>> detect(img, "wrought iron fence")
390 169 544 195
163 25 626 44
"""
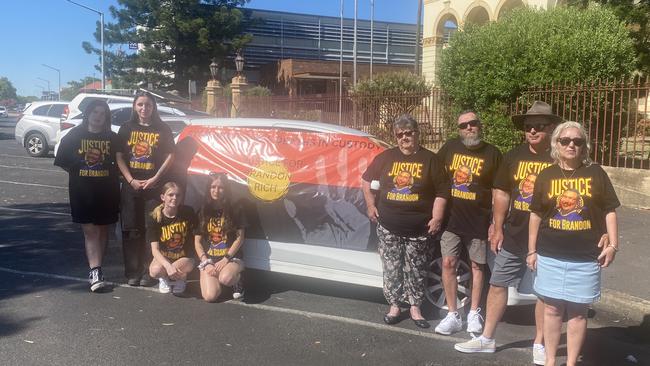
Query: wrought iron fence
513 79 650 169
238 91 453 150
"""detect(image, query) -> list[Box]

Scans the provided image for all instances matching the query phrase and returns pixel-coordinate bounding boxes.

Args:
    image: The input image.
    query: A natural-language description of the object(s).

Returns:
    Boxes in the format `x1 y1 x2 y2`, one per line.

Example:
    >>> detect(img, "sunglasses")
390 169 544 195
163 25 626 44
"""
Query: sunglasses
395 130 415 139
458 120 480 129
557 137 586 147
524 123 550 132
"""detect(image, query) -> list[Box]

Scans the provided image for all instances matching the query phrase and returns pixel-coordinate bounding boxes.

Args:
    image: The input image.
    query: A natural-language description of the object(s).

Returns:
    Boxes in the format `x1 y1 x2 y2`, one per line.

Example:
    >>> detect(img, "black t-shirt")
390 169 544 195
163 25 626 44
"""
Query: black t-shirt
438 138 502 239
117 121 174 180
493 143 553 255
146 205 197 261
195 203 248 258
362 147 449 237
530 164 620 261
54 125 120 192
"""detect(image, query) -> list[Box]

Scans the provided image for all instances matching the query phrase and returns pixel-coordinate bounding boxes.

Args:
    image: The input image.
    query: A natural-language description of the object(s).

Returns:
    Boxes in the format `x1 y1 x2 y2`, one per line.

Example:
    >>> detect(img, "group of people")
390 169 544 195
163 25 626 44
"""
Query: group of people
362 102 620 366
55 94 620 366
54 92 244 302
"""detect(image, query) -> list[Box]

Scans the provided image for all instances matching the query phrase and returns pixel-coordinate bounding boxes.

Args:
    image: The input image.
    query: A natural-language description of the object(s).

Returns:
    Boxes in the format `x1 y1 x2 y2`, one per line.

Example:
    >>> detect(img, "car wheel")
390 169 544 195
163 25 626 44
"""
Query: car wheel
25 132 49 157
425 257 472 310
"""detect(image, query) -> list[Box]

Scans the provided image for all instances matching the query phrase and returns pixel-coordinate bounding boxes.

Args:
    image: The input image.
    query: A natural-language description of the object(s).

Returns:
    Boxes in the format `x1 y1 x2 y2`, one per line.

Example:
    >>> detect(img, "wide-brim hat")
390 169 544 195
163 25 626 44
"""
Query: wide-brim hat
512 101 563 130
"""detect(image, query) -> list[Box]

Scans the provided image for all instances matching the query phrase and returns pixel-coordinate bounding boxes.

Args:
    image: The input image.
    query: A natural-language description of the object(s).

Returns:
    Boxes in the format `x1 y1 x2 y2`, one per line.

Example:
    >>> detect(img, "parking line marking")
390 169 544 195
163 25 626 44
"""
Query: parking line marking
0 180 66 189
0 207 69 216
0 266 497 346
0 154 41 159
0 164 63 173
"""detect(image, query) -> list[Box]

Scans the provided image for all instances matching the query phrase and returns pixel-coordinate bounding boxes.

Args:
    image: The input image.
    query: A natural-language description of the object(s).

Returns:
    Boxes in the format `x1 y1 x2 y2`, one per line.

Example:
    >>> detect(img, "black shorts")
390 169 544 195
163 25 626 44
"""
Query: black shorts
70 181 119 225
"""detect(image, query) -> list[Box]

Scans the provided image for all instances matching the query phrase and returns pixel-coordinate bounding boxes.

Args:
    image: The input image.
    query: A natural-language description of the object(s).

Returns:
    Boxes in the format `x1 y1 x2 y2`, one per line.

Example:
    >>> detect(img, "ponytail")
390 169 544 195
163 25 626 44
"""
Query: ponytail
150 181 181 223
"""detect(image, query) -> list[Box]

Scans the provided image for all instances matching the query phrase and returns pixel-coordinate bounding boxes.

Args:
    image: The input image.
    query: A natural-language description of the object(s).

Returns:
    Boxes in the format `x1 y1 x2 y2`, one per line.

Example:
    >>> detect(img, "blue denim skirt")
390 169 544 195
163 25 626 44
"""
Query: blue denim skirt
533 254 601 304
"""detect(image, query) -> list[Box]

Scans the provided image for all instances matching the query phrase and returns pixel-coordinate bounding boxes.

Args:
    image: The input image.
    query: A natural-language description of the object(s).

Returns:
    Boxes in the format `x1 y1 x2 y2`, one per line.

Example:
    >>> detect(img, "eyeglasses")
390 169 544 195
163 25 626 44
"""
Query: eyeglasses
557 137 586 147
458 120 480 129
524 123 550 132
395 130 415 139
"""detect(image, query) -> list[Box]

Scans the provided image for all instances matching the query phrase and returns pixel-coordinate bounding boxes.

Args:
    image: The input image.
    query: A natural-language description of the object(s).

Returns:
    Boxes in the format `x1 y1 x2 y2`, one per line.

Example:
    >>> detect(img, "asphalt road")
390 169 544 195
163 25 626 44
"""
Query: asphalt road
1 114 648 366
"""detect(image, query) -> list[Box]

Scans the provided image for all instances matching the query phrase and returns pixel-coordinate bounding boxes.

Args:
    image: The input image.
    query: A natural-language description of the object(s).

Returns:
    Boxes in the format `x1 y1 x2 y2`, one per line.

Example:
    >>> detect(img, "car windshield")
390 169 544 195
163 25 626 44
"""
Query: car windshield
173 106 209 116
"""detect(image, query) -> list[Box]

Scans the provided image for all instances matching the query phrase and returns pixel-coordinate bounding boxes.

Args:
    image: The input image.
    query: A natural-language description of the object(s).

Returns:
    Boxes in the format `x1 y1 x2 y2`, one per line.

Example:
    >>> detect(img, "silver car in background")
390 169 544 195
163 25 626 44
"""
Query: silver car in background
14 101 69 157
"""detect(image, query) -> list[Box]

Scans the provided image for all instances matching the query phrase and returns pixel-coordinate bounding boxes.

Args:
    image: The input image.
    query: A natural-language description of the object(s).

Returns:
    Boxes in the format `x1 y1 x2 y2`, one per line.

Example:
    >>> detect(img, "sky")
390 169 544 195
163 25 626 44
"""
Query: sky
0 0 418 98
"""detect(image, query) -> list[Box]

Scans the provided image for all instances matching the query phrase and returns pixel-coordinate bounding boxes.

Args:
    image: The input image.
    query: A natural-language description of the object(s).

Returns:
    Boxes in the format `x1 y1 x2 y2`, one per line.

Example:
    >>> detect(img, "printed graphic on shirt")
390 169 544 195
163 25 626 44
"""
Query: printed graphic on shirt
512 160 553 212
160 221 188 260
77 139 110 177
386 162 422 202
547 178 593 231
449 154 484 200
206 214 228 257
127 131 160 170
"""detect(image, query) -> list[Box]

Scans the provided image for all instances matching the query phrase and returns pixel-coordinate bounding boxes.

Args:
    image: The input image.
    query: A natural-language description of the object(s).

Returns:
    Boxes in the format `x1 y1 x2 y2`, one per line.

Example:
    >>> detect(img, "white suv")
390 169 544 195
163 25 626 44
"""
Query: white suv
0 106 8 118
61 91 135 122
14 101 68 157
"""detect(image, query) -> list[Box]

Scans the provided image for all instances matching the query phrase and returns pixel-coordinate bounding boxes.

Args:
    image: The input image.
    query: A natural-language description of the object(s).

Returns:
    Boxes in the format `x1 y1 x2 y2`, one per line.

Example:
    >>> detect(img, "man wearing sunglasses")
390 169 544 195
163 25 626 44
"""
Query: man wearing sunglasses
436 110 503 336
454 101 560 365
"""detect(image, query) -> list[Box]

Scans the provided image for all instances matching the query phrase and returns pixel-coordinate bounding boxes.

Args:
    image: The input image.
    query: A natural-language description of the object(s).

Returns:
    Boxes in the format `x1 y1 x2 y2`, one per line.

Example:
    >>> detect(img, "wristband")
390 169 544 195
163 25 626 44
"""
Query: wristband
198 258 214 270
129 177 134 184
224 253 233 262
606 244 619 252
526 251 536 257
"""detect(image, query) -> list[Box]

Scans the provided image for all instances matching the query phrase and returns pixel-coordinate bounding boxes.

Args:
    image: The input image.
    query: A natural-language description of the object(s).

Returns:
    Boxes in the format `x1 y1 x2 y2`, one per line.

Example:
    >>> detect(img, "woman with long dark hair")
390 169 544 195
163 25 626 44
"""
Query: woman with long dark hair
194 173 246 302
116 91 175 286
54 100 120 292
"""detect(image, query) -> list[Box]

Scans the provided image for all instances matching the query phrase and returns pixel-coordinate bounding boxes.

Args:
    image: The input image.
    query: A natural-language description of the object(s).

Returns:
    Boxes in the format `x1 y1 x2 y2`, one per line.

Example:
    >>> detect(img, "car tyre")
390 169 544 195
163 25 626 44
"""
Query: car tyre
25 132 49 157
425 257 472 311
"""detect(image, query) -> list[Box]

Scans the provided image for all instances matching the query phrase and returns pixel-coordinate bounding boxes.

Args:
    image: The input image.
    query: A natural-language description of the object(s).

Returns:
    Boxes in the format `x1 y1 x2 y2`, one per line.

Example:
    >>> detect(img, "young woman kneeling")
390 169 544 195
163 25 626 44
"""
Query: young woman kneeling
194 173 246 302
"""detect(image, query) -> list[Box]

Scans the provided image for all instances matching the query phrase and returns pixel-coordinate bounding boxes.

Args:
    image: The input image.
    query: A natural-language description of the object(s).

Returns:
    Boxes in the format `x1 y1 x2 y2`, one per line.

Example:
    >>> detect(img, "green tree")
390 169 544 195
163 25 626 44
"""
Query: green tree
60 77 100 101
351 71 431 135
567 0 650 76
83 0 253 94
0 77 17 100
438 6 636 151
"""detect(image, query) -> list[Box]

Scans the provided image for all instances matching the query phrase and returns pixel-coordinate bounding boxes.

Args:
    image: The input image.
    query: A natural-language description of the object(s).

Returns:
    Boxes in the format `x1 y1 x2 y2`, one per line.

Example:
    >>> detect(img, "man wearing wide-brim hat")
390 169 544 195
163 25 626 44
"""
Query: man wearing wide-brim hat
454 100 560 365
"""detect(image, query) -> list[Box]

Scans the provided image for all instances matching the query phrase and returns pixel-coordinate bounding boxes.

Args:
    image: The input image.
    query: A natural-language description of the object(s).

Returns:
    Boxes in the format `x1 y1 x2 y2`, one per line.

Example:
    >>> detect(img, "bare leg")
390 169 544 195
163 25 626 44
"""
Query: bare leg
218 261 245 287
410 305 424 320
200 270 222 302
544 298 566 366
148 259 167 279
470 261 484 311
81 224 108 269
482 285 507 339
534 298 545 345
565 302 588 366
172 257 195 279
441 256 459 312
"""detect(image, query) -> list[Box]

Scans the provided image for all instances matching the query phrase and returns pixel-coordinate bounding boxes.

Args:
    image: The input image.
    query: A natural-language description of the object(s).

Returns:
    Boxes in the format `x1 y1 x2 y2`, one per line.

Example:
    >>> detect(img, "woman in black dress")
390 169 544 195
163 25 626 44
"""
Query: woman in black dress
54 100 120 292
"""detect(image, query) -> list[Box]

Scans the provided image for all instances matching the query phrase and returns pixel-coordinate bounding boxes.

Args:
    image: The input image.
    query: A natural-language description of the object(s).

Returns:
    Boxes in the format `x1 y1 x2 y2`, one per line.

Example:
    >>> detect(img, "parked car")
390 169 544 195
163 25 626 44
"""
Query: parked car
175 118 536 309
0 106 8 117
14 101 69 157
54 103 211 156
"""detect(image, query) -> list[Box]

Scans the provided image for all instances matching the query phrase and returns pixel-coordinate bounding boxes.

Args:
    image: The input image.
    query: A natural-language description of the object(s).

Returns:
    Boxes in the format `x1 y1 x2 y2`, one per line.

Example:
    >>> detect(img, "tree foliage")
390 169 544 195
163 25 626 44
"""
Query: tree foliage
351 72 431 134
437 6 636 151
60 77 99 101
568 0 650 76
0 77 17 101
83 0 253 95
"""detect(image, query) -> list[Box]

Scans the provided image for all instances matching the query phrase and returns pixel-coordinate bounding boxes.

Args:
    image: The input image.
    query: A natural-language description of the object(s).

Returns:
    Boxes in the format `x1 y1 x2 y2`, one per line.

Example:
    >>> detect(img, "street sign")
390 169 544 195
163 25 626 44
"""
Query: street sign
128 42 138 50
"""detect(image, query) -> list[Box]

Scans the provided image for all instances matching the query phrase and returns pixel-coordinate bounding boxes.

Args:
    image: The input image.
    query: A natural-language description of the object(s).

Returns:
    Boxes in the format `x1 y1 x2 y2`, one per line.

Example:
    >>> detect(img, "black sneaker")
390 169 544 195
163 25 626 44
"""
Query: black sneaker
89 267 105 292
232 280 244 300
139 274 156 287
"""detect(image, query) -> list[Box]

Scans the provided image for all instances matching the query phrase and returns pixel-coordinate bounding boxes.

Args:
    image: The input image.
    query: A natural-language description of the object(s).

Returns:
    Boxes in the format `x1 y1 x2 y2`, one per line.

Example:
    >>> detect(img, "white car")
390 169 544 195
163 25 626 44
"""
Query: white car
54 103 210 156
14 101 69 157
0 106 8 117
177 118 536 309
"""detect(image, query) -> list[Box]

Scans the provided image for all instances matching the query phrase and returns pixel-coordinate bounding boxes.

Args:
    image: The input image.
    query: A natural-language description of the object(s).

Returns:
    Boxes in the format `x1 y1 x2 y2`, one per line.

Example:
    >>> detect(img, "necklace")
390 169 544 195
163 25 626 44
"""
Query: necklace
559 161 581 180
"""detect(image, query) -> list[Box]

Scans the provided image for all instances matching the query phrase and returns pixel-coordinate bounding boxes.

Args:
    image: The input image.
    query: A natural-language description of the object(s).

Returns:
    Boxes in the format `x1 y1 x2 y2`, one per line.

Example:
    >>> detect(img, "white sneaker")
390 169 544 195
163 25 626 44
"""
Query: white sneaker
533 344 546 365
232 280 244 300
466 308 484 333
454 336 496 353
435 312 463 335
172 279 186 294
158 277 171 294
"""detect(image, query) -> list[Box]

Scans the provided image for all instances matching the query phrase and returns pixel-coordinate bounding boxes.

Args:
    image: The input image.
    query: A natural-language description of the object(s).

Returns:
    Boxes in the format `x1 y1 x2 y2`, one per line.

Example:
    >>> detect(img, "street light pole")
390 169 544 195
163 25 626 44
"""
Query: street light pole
67 0 105 90
42 64 61 101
